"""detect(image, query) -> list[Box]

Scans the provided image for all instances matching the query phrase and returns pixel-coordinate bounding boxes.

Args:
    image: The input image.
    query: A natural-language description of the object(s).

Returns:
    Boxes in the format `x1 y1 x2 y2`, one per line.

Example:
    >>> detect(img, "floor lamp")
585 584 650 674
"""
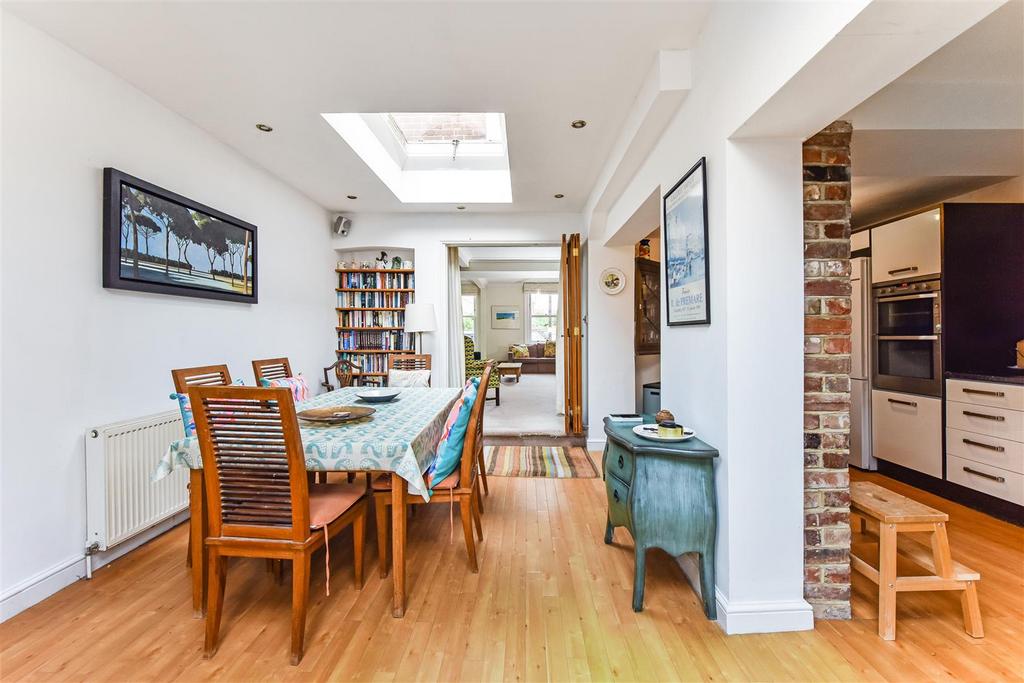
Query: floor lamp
404 302 436 354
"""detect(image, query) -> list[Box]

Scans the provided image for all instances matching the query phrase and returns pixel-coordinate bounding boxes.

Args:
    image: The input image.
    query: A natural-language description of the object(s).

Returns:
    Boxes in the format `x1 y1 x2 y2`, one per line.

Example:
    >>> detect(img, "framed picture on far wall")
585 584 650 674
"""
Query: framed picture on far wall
102 168 258 303
663 157 709 325
491 305 521 329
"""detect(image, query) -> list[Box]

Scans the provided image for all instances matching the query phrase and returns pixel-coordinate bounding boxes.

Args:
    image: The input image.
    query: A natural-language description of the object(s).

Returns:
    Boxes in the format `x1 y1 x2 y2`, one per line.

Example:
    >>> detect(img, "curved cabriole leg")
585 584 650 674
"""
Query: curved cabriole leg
632 546 647 612
604 519 614 545
699 552 717 620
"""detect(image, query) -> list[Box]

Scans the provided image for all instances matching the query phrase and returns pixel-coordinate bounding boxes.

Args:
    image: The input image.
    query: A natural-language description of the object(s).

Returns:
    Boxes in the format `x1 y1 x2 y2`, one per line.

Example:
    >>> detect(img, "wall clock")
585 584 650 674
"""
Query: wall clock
600 267 626 295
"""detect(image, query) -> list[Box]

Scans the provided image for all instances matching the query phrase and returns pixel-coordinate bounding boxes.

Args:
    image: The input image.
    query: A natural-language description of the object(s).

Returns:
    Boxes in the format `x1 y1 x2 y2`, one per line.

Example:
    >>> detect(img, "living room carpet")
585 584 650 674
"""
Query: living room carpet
484 446 598 478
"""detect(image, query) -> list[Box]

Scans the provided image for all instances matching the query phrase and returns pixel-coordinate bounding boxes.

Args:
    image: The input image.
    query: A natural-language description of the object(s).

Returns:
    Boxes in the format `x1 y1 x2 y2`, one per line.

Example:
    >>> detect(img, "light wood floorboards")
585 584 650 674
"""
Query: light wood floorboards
0 469 1020 681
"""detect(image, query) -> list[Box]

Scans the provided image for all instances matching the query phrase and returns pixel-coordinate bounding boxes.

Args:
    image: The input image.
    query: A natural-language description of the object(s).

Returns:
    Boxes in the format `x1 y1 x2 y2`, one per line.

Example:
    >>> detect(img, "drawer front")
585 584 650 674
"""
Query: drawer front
607 447 635 483
606 473 631 527
946 401 1024 443
947 428 1024 475
871 390 942 478
946 379 1024 412
946 454 1024 506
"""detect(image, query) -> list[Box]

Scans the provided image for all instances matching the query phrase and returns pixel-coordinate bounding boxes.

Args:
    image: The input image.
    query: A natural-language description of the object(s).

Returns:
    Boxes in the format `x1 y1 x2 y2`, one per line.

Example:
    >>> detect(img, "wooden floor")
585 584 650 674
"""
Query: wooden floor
1 468 1021 682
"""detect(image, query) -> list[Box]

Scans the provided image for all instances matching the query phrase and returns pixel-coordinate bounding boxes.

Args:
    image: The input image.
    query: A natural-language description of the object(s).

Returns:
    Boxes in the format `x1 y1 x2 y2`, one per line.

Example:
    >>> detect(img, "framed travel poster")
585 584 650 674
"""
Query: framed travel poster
663 157 709 325
491 305 521 329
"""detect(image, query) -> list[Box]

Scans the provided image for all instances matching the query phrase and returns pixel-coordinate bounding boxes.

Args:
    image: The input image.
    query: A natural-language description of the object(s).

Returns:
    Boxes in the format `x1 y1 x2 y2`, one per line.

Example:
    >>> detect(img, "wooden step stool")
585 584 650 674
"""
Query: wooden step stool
850 481 983 641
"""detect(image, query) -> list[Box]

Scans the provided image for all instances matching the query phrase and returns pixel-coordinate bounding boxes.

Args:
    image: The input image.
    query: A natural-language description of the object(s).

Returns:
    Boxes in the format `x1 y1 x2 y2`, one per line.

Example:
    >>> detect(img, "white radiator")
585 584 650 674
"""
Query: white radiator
85 410 189 552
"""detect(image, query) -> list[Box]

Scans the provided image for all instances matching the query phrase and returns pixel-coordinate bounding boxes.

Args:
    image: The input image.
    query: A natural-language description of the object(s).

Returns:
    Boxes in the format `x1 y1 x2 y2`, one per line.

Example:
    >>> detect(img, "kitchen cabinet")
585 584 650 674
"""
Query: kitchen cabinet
870 208 941 284
871 389 942 478
944 379 1024 505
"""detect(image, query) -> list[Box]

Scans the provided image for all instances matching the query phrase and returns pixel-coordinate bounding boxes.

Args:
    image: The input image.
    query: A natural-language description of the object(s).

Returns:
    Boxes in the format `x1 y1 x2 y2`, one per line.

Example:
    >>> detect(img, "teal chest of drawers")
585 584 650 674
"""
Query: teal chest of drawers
602 416 719 617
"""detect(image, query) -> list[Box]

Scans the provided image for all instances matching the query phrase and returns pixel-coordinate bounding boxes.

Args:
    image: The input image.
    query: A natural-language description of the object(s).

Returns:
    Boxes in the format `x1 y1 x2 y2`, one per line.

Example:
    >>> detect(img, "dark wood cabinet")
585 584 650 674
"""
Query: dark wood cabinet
635 258 660 355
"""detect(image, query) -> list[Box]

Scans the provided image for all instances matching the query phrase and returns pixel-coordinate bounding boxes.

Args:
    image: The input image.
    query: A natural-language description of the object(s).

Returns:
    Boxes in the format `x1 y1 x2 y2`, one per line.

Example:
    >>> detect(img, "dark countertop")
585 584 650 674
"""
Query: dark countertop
946 371 1024 386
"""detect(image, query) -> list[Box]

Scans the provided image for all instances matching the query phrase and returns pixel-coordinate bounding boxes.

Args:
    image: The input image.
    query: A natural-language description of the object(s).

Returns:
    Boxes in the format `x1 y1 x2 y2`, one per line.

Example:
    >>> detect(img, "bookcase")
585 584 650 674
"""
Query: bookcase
336 267 416 385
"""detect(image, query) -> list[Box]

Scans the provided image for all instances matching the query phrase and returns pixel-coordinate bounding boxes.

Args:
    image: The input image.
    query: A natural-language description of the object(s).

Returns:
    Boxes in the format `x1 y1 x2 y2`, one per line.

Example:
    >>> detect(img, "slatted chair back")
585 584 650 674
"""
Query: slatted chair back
190 385 310 542
252 357 293 385
388 354 432 371
171 364 232 394
460 362 492 485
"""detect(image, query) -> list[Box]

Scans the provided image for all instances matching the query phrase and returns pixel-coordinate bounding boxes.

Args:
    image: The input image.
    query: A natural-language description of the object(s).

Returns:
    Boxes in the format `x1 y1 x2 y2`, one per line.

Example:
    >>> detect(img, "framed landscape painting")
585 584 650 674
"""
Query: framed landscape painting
663 157 709 325
491 305 521 329
102 168 258 303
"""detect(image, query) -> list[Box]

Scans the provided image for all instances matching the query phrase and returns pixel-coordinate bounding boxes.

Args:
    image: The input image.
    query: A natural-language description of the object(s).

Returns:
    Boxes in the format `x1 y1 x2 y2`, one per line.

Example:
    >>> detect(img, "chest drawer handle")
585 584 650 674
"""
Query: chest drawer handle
887 398 917 407
963 438 1005 453
618 455 625 469
963 466 1005 483
963 410 1005 422
963 388 1005 398
613 489 620 503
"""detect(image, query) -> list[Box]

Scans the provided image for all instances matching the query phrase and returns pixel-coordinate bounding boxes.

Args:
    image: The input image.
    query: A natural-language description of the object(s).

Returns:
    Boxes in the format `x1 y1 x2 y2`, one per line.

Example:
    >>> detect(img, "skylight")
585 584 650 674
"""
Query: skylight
322 112 512 203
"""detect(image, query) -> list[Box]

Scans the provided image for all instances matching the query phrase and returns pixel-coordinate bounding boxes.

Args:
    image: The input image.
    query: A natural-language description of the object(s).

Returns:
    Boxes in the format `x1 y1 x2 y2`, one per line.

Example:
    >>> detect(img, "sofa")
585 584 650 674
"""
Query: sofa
507 342 556 374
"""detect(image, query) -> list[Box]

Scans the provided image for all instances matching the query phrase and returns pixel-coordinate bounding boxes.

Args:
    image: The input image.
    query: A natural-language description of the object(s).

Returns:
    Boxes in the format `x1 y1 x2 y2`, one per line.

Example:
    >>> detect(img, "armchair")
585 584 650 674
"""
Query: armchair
464 336 501 406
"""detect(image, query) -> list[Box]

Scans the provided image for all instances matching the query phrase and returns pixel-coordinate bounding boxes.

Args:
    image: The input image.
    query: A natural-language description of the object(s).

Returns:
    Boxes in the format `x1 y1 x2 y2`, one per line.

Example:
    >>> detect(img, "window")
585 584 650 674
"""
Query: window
462 294 478 342
528 291 558 343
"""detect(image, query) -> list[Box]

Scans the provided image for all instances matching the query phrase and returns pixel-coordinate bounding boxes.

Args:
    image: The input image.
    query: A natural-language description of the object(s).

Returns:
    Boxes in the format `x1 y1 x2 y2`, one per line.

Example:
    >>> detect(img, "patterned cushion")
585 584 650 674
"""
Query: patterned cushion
259 374 310 402
388 368 431 388
510 344 530 359
428 379 479 489
543 341 556 358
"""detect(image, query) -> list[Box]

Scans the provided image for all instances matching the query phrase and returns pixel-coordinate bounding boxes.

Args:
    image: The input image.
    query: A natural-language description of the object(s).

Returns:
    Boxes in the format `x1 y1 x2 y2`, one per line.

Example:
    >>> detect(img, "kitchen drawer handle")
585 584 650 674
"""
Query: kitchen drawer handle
962 410 1005 422
887 398 917 407
617 455 625 469
878 335 938 341
962 388 1005 398
650 390 660 396
963 438 1005 453
963 466 1005 483
887 266 919 275
613 489 620 503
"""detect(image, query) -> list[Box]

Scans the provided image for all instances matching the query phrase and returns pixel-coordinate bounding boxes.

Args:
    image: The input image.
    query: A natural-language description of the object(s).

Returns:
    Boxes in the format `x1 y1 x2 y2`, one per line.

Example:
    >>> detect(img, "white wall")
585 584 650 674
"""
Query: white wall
330 212 583 390
0 14 336 618
479 282 526 360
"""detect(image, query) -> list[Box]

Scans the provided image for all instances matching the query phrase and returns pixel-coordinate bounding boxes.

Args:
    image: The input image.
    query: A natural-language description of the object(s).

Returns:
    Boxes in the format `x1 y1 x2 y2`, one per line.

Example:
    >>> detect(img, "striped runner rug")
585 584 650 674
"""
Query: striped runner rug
484 446 598 479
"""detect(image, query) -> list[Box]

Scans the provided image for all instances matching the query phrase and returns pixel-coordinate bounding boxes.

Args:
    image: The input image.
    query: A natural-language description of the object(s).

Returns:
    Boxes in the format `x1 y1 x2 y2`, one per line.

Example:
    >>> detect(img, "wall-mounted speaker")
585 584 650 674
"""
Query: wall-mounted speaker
333 215 351 237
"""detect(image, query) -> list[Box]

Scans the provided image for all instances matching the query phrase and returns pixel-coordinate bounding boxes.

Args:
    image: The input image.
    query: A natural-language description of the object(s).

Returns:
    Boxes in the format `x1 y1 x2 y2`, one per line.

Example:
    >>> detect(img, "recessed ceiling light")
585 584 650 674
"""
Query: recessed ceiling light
255 123 273 132
554 193 565 199
456 206 467 210
570 120 587 129
346 195 358 200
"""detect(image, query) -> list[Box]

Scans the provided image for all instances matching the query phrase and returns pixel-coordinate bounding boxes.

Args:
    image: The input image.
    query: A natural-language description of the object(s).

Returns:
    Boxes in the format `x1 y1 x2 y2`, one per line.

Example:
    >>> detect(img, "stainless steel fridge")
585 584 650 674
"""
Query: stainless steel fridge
850 256 876 470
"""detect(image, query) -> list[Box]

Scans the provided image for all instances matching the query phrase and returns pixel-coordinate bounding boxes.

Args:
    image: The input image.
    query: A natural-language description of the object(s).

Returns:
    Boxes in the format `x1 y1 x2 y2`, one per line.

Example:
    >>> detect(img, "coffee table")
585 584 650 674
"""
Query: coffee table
498 362 523 383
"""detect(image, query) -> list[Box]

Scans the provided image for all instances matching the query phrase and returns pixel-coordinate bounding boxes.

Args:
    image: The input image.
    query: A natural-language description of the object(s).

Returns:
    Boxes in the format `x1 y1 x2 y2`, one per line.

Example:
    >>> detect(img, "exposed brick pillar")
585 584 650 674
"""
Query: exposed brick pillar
803 121 852 620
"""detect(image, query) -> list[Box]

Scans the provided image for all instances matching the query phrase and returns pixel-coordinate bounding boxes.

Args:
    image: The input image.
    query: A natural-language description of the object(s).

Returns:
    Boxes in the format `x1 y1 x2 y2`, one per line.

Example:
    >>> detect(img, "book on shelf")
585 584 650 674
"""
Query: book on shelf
338 271 415 290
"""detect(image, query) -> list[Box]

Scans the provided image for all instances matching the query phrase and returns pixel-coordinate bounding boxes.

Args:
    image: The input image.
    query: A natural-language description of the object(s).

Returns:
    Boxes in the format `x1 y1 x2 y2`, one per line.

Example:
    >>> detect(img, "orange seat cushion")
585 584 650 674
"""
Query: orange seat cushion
308 483 364 529
372 472 460 492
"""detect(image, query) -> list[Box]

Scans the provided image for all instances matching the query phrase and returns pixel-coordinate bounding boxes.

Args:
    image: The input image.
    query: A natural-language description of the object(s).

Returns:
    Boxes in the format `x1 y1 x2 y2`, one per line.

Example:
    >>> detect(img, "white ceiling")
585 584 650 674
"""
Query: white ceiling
5 1 711 214
846 0 1023 226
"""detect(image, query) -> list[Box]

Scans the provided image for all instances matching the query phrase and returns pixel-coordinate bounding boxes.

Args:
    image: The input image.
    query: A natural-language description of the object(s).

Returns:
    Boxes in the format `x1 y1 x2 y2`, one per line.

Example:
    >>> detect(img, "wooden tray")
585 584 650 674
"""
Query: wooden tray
297 405 375 424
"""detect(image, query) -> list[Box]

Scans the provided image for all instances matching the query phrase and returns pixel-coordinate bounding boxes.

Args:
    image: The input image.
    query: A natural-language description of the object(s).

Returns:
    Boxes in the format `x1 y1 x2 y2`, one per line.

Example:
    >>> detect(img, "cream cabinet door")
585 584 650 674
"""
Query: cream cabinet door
870 209 941 284
871 390 942 477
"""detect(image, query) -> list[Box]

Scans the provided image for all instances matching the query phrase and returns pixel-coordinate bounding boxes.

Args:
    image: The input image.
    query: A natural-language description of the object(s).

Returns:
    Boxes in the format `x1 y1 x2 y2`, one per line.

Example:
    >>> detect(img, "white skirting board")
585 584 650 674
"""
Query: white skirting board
0 511 189 622
586 437 606 452
714 590 815 634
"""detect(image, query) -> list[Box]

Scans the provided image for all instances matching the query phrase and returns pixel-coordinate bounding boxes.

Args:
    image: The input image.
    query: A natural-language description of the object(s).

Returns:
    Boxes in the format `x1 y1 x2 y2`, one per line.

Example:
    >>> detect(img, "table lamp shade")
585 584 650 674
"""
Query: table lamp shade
404 303 436 333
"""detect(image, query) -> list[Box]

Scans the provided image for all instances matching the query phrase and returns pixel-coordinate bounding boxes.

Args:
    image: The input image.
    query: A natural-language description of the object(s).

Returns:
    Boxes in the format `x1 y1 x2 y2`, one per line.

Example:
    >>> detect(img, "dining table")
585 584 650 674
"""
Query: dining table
152 385 462 618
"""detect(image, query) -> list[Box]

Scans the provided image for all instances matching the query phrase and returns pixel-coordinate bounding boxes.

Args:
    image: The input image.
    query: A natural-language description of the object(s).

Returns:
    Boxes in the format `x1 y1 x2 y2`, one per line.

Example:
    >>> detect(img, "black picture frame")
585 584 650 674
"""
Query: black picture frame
663 157 709 326
102 168 258 303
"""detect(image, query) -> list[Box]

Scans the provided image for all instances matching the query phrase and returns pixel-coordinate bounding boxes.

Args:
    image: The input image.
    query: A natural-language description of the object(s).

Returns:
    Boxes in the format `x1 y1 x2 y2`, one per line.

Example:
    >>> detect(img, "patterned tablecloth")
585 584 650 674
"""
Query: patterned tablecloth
152 386 461 500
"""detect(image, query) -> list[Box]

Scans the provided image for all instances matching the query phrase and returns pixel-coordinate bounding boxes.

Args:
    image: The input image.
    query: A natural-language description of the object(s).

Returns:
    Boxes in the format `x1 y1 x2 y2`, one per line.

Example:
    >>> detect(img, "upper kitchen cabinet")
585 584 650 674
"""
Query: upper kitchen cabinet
870 208 942 284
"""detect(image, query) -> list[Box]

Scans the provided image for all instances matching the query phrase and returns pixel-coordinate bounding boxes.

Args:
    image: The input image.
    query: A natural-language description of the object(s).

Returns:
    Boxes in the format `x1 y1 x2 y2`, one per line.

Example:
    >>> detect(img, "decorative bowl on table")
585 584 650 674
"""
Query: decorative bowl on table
297 405 375 425
354 388 401 403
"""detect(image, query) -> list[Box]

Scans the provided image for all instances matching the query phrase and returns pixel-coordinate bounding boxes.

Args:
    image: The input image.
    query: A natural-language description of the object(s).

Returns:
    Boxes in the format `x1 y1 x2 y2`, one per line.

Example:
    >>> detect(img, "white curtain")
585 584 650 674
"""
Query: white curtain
446 246 465 387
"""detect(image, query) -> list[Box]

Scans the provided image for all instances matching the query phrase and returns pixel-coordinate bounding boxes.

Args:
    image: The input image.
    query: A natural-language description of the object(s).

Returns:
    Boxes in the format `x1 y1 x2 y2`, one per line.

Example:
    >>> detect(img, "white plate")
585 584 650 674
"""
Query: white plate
632 424 695 442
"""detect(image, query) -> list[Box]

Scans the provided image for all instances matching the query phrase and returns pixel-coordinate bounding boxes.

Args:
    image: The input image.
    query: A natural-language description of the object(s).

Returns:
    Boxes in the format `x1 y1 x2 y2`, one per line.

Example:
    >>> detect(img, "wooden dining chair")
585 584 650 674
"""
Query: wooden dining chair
322 358 360 392
372 363 492 576
252 357 293 384
387 353 432 387
190 385 367 666
171 364 232 568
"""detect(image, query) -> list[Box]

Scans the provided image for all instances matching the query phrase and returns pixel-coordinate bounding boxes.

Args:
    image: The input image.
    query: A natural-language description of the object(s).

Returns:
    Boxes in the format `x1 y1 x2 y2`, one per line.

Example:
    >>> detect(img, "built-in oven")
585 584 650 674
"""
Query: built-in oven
873 278 942 397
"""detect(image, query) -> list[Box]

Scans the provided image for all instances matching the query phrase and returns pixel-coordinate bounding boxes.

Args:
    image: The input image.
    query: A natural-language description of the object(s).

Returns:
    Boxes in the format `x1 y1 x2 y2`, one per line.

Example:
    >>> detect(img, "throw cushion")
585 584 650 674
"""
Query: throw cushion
171 379 245 437
510 344 529 359
428 380 479 488
543 341 556 358
389 368 431 388
259 374 310 402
